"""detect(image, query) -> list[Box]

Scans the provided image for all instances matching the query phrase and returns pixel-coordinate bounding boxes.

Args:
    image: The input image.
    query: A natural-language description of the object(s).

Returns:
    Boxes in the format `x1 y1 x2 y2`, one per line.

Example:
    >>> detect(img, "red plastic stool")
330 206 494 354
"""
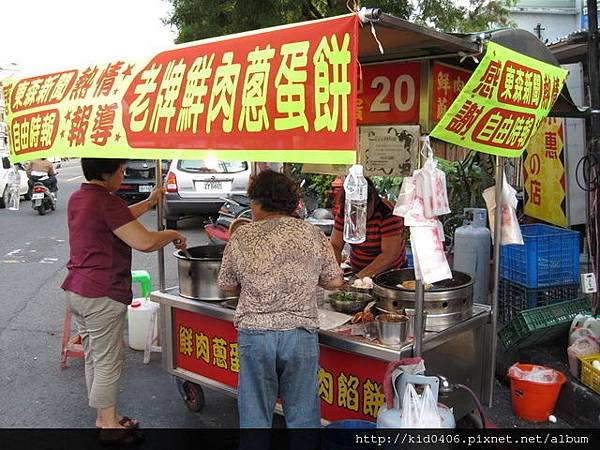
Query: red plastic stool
60 307 84 369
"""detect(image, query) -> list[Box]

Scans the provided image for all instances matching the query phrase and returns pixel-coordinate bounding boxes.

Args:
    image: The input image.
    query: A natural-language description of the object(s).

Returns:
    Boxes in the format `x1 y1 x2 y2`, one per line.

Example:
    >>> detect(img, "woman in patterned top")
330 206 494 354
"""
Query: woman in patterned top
330 177 406 278
218 170 344 428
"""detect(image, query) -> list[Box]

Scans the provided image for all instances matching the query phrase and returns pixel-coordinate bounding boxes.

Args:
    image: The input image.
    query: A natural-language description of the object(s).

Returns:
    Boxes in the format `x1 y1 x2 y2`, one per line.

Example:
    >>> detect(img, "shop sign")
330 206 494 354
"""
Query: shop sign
523 117 568 227
173 309 388 422
431 62 471 123
303 125 420 176
2 15 358 164
431 42 568 158
357 125 420 176
357 62 420 125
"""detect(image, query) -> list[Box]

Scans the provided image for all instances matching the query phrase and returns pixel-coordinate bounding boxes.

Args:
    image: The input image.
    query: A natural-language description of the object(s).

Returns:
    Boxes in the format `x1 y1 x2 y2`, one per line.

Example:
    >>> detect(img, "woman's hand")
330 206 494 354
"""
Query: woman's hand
148 186 166 208
173 234 187 250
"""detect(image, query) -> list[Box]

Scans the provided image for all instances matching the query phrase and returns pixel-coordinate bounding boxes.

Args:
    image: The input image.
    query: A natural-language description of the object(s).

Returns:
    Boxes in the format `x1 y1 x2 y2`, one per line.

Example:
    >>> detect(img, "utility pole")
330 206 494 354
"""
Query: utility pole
589 0 600 155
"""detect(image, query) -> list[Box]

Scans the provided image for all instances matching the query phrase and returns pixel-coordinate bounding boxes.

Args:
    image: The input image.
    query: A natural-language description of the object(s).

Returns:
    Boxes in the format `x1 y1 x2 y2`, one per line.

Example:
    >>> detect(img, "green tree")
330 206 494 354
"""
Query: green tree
164 0 515 43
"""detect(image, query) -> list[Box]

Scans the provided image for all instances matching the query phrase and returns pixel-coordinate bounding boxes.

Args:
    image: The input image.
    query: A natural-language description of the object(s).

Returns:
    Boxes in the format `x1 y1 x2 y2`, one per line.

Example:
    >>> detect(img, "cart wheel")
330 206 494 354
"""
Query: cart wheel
182 381 205 412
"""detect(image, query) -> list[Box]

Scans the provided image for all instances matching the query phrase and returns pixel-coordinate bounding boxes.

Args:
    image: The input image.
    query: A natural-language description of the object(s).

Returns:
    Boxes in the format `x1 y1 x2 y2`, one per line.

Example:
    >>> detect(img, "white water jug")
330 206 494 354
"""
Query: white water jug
128 298 159 351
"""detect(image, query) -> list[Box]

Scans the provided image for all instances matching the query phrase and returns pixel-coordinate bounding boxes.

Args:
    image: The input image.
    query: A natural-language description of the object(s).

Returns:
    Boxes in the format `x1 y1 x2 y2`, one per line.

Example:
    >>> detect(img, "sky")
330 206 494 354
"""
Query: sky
0 0 178 78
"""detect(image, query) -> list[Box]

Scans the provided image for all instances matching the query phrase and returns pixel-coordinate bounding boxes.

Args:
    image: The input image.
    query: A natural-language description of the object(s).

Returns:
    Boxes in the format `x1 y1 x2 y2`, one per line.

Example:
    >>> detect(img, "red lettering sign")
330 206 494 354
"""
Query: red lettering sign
472 108 536 150
357 62 420 125
431 63 471 122
122 15 357 152
10 71 77 112
173 308 389 422
9 109 59 155
497 61 542 109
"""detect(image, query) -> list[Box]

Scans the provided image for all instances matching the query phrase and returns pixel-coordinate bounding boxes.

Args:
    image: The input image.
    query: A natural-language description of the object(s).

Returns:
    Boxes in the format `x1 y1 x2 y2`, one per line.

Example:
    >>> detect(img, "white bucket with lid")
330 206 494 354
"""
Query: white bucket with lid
128 298 159 351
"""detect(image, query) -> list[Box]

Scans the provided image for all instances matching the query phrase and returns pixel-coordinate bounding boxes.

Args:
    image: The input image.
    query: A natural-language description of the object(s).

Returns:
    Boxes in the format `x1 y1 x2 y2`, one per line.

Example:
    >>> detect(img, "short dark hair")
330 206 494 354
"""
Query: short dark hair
247 170 299 215
81 158 128 182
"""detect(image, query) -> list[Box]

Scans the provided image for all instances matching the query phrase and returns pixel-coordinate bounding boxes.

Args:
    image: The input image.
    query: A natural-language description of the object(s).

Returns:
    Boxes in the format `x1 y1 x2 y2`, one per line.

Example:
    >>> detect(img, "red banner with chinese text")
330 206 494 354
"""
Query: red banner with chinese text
431 62 471 123
173 308 388 422
2 15 358 164
430 42 568 158
356 62 420 125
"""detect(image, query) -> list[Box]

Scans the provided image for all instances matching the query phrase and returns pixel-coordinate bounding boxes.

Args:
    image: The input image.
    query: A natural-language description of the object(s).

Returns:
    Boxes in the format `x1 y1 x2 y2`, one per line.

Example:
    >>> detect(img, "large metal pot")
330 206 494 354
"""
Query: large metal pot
174 245 238 301
373 269 473 331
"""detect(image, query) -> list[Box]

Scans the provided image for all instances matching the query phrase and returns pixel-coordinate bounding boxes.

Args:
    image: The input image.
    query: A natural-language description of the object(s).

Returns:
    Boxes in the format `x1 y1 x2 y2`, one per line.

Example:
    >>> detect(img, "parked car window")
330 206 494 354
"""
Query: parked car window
178 160 248 174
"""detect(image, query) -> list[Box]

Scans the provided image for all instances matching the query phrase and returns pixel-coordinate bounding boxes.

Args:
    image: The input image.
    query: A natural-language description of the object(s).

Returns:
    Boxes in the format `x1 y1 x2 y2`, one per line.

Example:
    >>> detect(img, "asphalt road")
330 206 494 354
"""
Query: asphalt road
0 159 239 428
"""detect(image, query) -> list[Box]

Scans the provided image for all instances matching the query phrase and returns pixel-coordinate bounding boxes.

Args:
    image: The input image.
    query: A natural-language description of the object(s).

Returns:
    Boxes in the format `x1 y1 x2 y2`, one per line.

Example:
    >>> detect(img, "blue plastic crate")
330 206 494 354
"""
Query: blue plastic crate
500 224 579 288
406 251 414 268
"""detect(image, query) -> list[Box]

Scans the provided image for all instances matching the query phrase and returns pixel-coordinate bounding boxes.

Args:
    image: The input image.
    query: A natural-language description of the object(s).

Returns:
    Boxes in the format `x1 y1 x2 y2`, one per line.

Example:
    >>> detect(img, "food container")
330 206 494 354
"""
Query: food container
174 245 238 301
328 292 372 314
375 314 408 345
373 269 473 331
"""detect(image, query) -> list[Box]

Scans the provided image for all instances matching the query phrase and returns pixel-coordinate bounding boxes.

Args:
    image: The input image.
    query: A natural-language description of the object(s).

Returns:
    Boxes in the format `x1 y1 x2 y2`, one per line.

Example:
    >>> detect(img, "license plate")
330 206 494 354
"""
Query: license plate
195 180 232 192
205 181 222 190
32 193 44 200
139 185 152 193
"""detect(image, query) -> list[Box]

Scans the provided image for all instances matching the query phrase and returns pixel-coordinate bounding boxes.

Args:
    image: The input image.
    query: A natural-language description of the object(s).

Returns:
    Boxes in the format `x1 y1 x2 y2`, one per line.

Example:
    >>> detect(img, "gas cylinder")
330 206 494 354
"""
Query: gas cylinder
453 208 491 304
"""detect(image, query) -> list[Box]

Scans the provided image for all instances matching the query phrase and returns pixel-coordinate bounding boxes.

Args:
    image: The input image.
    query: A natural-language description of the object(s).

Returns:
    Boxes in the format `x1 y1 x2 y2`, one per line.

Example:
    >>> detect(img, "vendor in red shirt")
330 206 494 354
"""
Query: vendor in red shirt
330 177 406 279
61 158 187 439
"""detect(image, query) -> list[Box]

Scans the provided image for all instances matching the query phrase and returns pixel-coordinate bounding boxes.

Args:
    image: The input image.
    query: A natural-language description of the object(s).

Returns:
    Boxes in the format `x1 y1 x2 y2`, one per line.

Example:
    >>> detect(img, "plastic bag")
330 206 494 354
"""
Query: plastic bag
567 336 600 377
410 224 452 284
416 159 450 219
482 173 524 245
394 176 416 218
399 384 442 428
508 363 559 383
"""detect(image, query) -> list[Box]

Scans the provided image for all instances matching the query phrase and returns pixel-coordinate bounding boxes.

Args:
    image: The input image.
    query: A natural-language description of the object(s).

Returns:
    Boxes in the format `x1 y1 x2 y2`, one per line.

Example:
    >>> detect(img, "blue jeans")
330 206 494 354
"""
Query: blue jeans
237 328 320 428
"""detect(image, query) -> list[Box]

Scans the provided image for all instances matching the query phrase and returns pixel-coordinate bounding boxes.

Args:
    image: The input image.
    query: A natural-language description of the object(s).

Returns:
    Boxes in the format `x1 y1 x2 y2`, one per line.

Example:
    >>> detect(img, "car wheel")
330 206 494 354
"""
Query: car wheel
166 219 178 230
23 191 31 201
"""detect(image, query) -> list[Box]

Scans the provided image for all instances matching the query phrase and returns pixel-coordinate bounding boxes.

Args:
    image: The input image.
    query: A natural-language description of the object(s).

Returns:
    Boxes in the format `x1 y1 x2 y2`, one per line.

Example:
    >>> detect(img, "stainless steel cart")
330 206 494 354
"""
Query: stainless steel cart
152 287 493 422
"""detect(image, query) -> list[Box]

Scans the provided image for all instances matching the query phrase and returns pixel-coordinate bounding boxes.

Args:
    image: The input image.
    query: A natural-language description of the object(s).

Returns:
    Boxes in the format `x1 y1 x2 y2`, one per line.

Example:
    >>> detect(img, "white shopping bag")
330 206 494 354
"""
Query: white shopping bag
416 159 450 219
410 224 452 284
482 173 524 246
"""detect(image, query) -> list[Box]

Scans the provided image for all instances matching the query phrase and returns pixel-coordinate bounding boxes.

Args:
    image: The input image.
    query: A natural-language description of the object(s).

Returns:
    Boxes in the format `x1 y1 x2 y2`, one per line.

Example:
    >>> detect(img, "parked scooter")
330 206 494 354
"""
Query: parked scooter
204 192 333 244
205 195 252 245
29 172 57 215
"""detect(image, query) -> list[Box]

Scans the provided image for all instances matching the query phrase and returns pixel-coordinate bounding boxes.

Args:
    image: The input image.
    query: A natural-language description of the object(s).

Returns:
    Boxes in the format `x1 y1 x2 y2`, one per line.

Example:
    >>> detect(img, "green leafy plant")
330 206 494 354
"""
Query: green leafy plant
437 151 494 245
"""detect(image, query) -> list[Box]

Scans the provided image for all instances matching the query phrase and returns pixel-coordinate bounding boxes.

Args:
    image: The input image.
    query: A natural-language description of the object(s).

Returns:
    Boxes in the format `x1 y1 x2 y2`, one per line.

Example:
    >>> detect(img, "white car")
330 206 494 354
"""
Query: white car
164 159 251 229
0 155 29 208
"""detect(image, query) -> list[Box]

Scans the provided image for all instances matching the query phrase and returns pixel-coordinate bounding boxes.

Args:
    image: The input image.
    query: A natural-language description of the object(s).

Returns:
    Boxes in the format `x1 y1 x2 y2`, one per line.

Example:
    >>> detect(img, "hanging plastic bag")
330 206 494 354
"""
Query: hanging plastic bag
417 385 443 428
410 224 452 284
393 176 416 218
482 172 523 245
415 137 450 219
399 384 442 428
398 383 422 428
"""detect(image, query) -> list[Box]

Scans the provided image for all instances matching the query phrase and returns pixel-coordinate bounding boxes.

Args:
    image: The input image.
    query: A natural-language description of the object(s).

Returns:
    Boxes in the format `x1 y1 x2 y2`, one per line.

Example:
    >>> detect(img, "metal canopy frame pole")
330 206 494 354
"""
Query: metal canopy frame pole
414 279 425 357
156 159 166 291
487 156 504 407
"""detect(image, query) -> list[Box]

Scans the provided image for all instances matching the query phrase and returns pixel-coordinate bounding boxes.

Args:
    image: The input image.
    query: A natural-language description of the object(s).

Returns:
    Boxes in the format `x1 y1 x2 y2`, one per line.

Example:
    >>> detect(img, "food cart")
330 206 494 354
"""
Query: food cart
3 8 571 425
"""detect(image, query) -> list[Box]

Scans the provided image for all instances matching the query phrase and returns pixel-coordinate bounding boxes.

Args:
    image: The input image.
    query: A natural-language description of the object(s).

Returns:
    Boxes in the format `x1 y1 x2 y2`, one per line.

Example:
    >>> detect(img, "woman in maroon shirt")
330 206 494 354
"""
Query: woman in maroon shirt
330 177 407 279
62 159 186 437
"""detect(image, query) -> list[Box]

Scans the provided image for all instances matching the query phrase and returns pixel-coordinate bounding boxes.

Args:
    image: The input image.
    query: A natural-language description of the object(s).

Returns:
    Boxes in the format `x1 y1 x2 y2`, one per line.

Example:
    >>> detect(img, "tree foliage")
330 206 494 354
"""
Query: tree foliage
164 0 515 44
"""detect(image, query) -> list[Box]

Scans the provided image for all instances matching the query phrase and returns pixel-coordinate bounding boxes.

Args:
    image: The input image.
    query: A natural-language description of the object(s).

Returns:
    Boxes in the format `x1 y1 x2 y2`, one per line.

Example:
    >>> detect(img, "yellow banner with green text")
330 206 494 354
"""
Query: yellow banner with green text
431 42 568 158
2 14 358 164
